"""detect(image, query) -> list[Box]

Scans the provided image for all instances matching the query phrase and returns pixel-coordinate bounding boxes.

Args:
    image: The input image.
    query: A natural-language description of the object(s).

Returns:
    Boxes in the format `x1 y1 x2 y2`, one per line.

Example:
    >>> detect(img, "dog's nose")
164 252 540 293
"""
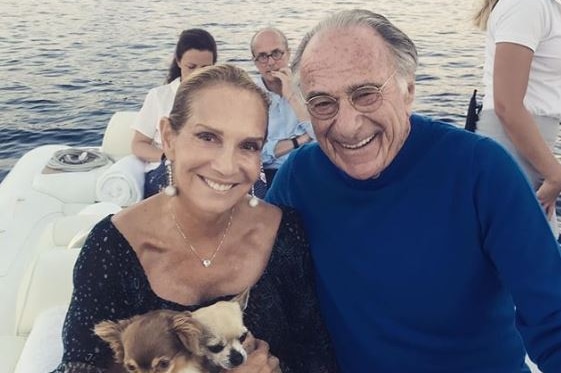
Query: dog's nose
229 350 245 366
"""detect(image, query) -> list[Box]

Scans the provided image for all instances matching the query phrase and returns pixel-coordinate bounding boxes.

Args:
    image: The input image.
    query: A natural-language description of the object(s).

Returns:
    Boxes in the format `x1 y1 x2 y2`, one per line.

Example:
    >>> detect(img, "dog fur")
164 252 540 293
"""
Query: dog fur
94 290 250 373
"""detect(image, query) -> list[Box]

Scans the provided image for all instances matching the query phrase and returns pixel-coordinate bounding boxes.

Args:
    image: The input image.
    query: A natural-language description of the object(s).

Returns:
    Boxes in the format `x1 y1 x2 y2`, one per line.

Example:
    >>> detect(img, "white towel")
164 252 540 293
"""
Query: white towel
14 305 67 373
95 155 144 206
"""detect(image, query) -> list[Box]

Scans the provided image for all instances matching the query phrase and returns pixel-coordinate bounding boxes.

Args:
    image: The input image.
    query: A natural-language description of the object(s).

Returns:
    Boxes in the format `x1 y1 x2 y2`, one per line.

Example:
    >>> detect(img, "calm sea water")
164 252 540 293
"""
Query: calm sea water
0 0 486 182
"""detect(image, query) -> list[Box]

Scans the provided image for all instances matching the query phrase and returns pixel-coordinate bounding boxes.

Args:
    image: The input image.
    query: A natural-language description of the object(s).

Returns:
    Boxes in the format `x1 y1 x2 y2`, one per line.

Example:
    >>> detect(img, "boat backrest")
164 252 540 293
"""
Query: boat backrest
15 248 79 336
101 111 138 160
14 205 120 336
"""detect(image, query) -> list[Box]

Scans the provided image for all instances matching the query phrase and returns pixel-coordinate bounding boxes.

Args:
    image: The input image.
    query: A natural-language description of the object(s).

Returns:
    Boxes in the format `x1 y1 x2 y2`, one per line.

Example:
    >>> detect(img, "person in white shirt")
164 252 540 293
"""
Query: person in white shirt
473 0 561 236
250 28 315 187
131 28 217 198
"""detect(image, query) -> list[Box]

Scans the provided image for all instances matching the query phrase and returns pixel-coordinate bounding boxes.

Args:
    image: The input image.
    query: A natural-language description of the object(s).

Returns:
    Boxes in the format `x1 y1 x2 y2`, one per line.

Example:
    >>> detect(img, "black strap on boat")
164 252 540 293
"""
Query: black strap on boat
464 89 482 132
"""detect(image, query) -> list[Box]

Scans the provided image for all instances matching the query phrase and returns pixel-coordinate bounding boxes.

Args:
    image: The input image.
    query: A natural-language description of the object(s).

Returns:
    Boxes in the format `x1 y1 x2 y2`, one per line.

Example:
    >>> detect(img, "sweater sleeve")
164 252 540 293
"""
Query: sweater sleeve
473 137 561 372
51 217 133 372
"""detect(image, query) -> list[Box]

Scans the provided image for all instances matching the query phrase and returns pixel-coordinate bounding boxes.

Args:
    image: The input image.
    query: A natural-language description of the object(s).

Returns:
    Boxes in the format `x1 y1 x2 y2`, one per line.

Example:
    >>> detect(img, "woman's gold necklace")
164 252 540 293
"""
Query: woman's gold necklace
171 208 234 268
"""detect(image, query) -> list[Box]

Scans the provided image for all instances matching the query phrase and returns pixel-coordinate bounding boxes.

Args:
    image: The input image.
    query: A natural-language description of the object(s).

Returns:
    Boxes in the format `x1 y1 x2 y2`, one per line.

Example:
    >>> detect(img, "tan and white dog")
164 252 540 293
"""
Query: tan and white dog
94 290 250 373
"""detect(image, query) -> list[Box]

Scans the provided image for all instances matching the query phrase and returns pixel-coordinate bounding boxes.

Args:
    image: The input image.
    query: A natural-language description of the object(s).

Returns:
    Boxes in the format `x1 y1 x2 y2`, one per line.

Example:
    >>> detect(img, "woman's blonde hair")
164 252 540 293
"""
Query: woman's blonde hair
168 64 270 132
473 0 499 30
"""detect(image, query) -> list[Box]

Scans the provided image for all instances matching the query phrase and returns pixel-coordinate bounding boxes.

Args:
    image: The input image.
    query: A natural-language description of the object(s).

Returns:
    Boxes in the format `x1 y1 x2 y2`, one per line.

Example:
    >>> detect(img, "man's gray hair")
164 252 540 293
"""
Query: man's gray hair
291 9 418 87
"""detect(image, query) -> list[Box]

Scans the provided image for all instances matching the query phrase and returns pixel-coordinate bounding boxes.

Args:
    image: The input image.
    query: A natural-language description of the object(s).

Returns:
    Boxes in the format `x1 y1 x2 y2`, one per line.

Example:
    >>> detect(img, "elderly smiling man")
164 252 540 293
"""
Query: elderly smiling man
266 9 561 373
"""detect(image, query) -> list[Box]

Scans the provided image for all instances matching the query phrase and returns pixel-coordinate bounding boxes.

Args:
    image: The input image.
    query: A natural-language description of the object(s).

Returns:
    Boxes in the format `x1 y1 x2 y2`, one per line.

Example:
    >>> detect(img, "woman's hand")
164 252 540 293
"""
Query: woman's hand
224 334 281 373
537 177 561 218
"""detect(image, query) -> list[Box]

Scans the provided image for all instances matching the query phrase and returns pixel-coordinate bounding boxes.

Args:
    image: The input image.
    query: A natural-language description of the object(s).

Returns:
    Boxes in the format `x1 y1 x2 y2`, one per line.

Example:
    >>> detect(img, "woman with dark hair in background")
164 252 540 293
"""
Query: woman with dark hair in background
131 28 217 198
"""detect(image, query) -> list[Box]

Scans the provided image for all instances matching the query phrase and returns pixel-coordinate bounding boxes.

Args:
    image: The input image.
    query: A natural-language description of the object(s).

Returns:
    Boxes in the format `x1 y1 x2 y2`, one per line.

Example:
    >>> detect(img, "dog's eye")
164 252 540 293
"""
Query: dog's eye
208 344 224 353
239 331 248 343
157 359 170 370
125 363 137 372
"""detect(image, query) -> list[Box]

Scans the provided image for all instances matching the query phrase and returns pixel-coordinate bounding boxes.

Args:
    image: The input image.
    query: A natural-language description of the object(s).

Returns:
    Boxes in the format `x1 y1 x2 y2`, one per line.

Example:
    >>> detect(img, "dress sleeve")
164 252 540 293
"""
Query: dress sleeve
276 207 339 372
473 138 561 372
51 217 133 372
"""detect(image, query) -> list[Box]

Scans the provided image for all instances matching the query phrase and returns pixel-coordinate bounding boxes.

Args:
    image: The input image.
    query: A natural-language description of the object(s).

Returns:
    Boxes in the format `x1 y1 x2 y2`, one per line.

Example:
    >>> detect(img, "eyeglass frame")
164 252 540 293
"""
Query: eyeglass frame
302 70 398 120
253 49 286 64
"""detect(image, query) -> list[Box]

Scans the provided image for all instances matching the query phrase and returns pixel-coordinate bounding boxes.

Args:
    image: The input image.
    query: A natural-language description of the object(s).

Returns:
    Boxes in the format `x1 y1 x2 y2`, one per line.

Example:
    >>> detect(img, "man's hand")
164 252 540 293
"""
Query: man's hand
270 67 296 100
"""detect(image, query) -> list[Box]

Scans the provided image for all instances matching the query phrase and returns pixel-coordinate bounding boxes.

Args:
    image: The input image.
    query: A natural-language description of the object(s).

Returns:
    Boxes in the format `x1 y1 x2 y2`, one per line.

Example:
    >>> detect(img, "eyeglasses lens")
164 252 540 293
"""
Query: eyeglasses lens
255 49 284 63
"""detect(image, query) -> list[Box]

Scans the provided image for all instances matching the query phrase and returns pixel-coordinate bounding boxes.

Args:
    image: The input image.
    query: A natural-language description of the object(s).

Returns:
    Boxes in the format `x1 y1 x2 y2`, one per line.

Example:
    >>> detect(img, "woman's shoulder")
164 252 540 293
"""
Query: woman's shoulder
112 197 161 235
247 199 302 228
75 214 137 273
86 214 124 247
234 199 306 257
254 202 309 256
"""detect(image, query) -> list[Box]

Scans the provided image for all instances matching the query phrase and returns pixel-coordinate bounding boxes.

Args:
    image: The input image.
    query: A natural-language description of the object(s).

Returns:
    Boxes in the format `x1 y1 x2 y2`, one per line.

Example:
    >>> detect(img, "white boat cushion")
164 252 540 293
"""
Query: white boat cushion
51 214 108 247
32 165 110 204
0 336 26 373
101 111 138 160
13 305 67 373
16 249 80 336
61 203 122 249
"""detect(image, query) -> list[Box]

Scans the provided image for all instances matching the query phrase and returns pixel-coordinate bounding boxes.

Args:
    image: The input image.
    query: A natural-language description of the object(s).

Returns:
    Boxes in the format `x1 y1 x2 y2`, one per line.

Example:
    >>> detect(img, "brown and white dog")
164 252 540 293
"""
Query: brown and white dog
94 290 250 373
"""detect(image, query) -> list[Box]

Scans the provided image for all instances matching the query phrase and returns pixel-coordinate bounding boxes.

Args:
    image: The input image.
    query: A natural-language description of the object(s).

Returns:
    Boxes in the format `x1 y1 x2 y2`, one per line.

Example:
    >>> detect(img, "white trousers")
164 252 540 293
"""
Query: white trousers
477 109 560 237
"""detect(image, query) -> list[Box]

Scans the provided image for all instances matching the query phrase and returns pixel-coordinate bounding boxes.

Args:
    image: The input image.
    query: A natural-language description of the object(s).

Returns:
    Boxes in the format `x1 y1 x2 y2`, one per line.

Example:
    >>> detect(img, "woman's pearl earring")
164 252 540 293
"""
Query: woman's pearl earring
164 159 177 197
249 185 259 207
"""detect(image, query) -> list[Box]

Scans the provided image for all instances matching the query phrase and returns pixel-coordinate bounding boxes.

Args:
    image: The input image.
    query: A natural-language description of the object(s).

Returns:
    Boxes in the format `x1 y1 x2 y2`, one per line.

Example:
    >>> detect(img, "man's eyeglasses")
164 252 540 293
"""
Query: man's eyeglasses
304 71 397 120
253 49 285 64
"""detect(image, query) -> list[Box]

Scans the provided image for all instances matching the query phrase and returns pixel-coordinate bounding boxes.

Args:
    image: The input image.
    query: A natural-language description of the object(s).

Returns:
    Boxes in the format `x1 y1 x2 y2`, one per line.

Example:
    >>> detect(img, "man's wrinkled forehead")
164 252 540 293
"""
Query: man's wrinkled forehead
299 26 392 92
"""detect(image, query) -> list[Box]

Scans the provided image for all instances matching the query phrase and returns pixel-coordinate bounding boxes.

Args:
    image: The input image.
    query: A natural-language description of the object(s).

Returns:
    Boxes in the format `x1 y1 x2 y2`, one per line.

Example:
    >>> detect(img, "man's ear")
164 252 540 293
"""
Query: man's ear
404 81 415 115
160 117 175 161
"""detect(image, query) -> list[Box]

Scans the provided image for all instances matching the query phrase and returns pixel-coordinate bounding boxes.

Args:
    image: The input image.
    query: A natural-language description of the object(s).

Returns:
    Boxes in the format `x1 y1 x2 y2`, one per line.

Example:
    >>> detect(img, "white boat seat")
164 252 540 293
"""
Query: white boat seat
32 164 110 204
51 215 107 248
0 336 26 373
13 306 67 373
15 203 120 336
15 249 80 337
101 111 138 160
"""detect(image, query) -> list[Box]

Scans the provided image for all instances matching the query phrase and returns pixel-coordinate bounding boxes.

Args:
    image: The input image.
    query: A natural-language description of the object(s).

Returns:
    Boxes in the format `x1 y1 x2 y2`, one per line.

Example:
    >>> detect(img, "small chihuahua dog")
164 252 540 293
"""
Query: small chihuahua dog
94 290 250 373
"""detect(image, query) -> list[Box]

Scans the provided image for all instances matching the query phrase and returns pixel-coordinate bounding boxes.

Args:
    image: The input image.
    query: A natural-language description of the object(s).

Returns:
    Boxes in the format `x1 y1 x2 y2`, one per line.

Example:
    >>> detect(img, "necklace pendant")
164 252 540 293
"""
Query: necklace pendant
202 259 212 267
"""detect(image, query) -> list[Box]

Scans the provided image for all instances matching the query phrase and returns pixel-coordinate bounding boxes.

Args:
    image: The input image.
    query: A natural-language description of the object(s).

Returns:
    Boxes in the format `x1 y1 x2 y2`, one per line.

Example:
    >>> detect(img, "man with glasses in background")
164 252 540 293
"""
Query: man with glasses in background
266 9 561 373
250 27 314 186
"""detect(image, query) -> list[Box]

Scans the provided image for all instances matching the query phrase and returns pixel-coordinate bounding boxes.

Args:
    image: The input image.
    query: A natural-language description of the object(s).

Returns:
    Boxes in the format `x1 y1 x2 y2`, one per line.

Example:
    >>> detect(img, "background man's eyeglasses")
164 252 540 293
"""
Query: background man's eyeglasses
253 49 285 64
304 71 397 120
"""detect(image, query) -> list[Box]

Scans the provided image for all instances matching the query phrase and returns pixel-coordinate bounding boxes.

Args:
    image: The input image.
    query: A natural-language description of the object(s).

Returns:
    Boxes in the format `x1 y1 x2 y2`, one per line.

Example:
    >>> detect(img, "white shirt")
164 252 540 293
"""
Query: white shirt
482 0 561 119
131 78 180 172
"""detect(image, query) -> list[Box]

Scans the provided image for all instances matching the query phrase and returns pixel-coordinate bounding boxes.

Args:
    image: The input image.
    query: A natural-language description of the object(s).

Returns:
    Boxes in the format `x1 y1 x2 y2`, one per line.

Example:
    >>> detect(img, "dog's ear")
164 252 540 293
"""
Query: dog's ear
232 287 250 311
93 319 131 363
172 312 204 356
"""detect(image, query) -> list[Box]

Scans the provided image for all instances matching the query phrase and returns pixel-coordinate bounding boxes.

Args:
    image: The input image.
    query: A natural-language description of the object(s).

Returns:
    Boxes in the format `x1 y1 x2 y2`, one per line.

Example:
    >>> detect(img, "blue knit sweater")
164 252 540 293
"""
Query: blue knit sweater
266 114 561 373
